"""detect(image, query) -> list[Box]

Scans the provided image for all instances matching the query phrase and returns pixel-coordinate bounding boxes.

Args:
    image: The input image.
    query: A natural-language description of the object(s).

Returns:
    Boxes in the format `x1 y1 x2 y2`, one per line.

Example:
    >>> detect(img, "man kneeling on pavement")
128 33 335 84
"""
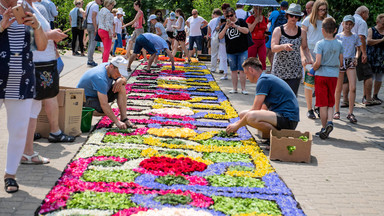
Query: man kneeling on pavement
226 57 299 139
77 56 136 129
127 33 176 72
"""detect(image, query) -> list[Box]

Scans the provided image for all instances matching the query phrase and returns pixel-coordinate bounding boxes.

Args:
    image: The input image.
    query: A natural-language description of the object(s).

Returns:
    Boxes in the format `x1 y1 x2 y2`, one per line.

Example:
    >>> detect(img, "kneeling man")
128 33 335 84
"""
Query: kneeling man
77 56 135 129
127 33 175 72
226 57 299 136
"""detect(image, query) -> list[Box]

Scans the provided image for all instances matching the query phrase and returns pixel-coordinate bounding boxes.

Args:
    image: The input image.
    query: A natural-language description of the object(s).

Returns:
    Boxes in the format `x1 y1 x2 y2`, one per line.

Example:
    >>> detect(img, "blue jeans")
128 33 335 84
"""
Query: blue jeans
189 36 203 51
112 33 123 55
227 51 248 71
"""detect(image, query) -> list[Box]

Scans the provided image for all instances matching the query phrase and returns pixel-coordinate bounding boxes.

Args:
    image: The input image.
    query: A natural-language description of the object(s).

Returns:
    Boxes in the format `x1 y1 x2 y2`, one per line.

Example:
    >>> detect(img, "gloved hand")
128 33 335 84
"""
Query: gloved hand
171 65 176 71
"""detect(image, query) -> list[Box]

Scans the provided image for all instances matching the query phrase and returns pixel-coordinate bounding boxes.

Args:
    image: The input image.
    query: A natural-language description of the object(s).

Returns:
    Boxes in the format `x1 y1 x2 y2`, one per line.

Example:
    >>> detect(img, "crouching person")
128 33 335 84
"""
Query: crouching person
226 57 299 137
77 56 136 129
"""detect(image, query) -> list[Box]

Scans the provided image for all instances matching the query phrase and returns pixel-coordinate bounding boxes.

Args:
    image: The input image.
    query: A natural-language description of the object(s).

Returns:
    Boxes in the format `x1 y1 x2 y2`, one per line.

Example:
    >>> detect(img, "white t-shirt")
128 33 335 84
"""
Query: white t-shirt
86 1 99 24
208 17 220 36
30 3 56 62
114 17 122 34
338 14 368 43
155 22 168 40
235 9 248 20
302 17 325 50
187 16 205 36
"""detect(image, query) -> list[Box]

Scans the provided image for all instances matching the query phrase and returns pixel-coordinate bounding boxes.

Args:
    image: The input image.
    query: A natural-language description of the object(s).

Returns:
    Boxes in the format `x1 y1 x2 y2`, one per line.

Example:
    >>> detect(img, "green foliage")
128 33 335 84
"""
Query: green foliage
159 150 187 157
200 139 243 147
154 194 193 205
155 175 190 186
210 196 281 215
203 152 251 163
82 169 140 182
228 165 255 172
95 148 142 158
206 175 265 188
102 135 144 144
90 160 123 167
67 191 136 210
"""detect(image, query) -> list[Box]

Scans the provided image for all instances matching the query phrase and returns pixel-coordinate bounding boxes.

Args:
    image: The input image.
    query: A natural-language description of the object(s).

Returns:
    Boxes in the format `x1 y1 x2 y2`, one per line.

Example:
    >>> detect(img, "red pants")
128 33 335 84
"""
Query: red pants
98 29 112 63
248 38 267 70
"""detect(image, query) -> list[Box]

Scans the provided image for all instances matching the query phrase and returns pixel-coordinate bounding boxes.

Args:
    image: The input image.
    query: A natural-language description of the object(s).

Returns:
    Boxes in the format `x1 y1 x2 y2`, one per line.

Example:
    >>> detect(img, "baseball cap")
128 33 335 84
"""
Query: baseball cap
111 56 128 76
343 15 355 23
281 1 289 7
170 12 176 20
148 14 157 22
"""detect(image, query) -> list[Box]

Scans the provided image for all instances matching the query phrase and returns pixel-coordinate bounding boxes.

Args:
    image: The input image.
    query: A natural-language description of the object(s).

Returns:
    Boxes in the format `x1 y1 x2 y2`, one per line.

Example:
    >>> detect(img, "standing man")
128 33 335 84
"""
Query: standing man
85 0 102 67
226 57 299 137
235 4 249 20
127 33 175 72
208 9 223 73
339 6 380 106
266 1 288 72
186 9 208 58
40 0 58 29
305 1 314 17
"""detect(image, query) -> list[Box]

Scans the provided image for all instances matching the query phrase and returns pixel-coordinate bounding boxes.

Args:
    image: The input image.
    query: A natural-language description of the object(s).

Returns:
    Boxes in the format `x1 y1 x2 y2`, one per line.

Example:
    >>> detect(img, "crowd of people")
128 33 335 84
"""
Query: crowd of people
1 0 383 194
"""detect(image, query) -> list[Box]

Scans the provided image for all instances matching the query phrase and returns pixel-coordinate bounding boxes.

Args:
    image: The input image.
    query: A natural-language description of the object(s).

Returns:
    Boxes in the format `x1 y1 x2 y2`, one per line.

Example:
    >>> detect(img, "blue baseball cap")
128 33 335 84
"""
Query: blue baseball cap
281 1 289 7
343 15 355 23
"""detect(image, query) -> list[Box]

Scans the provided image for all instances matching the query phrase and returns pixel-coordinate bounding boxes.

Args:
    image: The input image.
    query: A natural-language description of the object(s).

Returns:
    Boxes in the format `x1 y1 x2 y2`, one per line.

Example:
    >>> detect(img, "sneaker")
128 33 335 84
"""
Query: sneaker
307 110 316 119
241 90 249 95
314 107 320 118
72 52 80 56
33 133 42 141
87 61 98 67
127 68 132 72
220 76 228 80
48 132 75 143
322 122 334 139
315 128 325 138
229 89 238 94
219 70 224 74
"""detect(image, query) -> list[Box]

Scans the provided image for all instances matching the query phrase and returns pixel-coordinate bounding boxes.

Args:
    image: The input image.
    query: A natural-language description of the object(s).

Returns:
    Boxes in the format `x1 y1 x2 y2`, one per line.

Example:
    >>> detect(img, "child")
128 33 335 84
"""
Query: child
312 17 344 139
334 15 361 123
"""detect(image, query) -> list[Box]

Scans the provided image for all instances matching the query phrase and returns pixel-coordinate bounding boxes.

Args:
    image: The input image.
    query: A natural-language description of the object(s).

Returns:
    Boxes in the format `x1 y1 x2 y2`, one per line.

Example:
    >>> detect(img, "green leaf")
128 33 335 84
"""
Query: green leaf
228 165 255 172
95 148 142 159
67 191 136 210
206 175 265 188
203 152 251 163
155 175 190 186
200 139 243 147
153 194 193 205
82 169 140 182
90 160 123 167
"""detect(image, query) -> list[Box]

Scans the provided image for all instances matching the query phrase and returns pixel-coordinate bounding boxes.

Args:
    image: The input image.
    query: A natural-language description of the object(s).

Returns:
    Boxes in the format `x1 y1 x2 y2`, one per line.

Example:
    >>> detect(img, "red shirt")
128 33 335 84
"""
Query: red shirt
246 15 268 40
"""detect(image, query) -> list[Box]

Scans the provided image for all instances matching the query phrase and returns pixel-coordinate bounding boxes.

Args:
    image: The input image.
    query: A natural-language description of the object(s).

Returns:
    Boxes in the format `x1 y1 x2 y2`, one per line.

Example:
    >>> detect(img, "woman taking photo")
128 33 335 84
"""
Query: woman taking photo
219 7 250 94
301 0 329 119
246 6 268 71
69 0 85 56
271 3 312 95
0 0 47 193
124 0 145 61
171 8 189 62
98 0 116 62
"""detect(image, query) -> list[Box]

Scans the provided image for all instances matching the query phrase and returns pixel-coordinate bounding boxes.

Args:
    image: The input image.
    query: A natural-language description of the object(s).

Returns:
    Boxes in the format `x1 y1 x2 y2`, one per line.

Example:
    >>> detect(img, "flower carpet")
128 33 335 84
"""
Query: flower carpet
36 61 305 216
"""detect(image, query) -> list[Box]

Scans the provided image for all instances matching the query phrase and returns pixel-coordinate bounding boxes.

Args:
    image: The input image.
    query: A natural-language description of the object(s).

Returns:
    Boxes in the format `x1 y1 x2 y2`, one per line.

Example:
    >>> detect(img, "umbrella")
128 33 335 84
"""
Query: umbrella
236 0 280 7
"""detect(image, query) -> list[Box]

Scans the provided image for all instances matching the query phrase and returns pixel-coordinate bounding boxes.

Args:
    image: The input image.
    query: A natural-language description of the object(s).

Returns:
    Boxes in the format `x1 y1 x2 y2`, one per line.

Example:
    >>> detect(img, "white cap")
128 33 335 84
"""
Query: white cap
117 8 125 16
111 56 128 76
148 14 157 22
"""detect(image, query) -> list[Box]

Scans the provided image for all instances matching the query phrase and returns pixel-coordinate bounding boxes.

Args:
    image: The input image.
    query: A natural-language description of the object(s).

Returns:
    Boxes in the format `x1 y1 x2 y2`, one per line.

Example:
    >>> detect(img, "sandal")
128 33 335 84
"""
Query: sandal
4 178 19 193
21 151 50 165
121 118 137 129
346 113 357 124
340 102 349 108
34 133 42 141
48 132 76 143
333 112 340 120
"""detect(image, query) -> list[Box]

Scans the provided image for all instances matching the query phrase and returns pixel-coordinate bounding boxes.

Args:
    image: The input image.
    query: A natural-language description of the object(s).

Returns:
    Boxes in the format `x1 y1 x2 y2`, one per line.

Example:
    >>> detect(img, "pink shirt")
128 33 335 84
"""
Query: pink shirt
134 10 144 29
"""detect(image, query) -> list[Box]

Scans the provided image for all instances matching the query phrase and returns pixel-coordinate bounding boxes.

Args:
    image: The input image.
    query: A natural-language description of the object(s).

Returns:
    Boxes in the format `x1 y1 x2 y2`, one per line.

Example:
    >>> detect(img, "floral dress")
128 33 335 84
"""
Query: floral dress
367 27 384 74
271 26 303 80
0 16 34 99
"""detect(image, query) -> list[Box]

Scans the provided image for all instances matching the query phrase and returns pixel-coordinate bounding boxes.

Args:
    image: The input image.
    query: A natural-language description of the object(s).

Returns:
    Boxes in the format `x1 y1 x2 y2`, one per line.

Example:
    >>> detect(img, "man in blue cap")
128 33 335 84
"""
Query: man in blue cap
266 1 288 72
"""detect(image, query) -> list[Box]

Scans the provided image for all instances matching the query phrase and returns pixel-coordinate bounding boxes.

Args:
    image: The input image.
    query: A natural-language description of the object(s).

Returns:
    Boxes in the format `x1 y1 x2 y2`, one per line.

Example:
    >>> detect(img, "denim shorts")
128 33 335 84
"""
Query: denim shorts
133 35 157 55
227 51 248 71
189 36 203 51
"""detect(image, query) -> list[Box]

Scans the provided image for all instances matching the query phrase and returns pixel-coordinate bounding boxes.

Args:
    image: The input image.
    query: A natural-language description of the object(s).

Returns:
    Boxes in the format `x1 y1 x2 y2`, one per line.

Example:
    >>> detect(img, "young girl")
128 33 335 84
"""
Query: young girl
124 1 146 62
334 15 361 123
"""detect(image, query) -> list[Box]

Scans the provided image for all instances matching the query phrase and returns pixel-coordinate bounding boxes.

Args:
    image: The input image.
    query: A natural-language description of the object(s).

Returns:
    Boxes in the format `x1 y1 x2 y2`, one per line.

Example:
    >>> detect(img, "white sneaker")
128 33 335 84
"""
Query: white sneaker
220 76 228 80
241 91 249 95
229 89 238 94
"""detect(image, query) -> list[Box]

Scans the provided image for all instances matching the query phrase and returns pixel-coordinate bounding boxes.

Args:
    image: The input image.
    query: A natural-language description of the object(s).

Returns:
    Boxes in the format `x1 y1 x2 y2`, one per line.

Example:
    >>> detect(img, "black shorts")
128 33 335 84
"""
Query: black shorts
84 88 118 113
167 31 175 39
276 113 298 130
175 30 186 42
356 55 373 81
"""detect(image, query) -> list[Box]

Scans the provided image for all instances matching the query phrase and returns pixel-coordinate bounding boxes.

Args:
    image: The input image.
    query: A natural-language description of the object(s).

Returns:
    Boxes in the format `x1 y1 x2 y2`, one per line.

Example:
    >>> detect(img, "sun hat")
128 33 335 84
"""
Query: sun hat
111 56 128 76
148 14 157 22
170 12 176 20
117 8 125 16
286 3 304 17
343 15 355 23
280 1 289 8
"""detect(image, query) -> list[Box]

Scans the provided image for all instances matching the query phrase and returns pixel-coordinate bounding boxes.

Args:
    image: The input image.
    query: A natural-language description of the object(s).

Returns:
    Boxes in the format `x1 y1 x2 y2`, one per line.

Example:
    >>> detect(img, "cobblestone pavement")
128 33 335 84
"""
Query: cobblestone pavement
0 52 383 216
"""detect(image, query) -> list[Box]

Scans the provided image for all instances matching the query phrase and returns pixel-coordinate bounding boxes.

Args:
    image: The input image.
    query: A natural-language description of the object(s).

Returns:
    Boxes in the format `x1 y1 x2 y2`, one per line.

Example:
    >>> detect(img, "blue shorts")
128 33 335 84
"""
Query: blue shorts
189 36 203 51
227 51 248 71
133 35 157 55
266 35 272 49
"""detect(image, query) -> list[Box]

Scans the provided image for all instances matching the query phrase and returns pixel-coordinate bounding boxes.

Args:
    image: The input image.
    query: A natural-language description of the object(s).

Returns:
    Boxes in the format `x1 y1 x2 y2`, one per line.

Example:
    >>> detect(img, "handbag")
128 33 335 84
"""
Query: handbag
95 32 102 42
82 2 94 30
246 32 254 48
77 8 86 30
34 60 59 100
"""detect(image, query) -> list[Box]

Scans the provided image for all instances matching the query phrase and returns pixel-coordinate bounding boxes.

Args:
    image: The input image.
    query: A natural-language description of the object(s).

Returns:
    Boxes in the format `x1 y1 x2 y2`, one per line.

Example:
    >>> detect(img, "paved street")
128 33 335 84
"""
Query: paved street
0 52 383 216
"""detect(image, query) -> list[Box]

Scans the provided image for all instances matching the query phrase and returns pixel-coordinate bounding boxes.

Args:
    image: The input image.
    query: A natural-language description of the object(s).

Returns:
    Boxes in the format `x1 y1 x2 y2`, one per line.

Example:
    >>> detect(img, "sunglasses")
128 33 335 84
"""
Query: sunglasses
319 8 327 12
192 13 197 15
288 14 301 20
226 14 234 18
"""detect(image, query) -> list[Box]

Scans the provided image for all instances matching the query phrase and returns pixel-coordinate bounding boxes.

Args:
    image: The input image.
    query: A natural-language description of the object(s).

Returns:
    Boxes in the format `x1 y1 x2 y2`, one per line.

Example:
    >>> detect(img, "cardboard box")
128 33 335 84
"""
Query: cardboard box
258 129 270 139
36 87 84 138
269 129 312 163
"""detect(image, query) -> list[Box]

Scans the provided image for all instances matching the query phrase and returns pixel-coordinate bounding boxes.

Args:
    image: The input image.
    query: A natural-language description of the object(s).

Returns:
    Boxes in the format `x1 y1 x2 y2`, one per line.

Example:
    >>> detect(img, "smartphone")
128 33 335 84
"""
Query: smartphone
63 28 71 34
12 2 31 24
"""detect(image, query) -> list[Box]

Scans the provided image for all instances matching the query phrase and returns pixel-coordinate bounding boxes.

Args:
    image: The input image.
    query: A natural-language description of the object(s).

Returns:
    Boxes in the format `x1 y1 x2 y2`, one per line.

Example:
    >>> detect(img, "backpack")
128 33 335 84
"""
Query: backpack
76 8 86 30
272 10 287 32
